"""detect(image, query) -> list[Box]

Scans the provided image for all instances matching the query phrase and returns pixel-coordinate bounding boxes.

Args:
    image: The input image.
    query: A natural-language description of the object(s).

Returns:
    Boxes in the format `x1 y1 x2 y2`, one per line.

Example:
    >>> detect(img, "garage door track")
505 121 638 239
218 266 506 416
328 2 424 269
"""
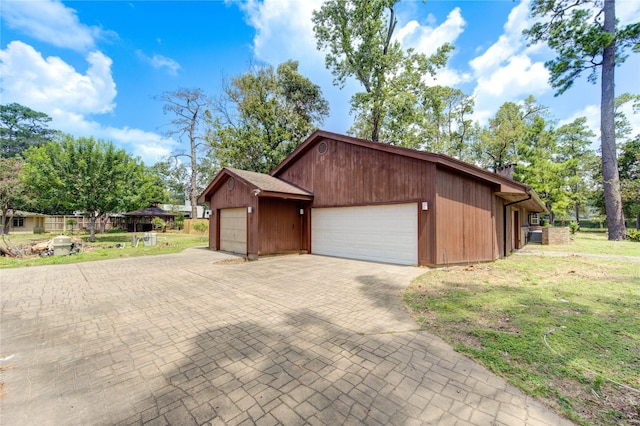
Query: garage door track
1 249 573 425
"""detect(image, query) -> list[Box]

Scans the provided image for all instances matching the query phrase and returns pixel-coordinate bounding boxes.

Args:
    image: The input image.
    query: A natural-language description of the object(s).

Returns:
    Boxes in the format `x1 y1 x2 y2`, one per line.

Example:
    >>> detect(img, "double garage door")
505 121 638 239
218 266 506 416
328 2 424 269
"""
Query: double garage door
312 203 418 265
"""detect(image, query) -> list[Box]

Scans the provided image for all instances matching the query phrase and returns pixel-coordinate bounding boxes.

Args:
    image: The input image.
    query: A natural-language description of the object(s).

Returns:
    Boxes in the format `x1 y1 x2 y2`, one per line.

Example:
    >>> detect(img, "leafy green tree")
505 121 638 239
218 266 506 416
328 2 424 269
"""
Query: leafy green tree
161 88 211 218
65 218 78 235
0 157 31 234
1 103 57 158
312 0 452 142
422 86 475 159
619 137 639 229
591 93 640 227
152 157 190 204
555 117 598 222
210 60 329 173
22 135 159 241
525 0 640 240
515 115 570 224
472 97 546 171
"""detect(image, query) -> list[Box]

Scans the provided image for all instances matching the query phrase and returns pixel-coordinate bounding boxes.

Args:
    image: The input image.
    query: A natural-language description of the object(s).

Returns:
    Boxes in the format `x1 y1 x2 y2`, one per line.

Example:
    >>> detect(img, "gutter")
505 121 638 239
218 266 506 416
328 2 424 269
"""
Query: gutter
503 193 532 257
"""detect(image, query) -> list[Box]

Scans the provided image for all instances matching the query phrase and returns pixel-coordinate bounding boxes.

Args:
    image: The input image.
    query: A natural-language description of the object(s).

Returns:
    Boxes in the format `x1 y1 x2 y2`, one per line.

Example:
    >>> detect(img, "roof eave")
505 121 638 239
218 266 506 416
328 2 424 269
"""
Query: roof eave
257 190 314 201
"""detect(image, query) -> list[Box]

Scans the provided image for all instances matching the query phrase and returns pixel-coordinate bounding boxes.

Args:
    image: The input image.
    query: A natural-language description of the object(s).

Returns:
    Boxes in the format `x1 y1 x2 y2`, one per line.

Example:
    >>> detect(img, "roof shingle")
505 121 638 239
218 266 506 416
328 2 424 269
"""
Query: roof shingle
226 167 312 196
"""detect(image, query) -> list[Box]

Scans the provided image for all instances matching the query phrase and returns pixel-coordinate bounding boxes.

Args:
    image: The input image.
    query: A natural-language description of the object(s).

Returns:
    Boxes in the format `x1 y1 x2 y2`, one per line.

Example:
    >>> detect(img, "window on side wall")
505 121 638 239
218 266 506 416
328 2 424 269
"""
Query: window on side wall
13 217 25 227
530 213 539 225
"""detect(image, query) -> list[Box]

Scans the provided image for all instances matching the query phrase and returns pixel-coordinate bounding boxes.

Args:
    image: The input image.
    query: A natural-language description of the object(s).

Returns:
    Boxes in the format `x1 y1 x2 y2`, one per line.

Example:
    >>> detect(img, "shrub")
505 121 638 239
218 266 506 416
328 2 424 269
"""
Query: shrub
152 217 166 232
569 221 579 235
192 221 208 240
65 219 78 234
627 228 640 242
175 212 185 230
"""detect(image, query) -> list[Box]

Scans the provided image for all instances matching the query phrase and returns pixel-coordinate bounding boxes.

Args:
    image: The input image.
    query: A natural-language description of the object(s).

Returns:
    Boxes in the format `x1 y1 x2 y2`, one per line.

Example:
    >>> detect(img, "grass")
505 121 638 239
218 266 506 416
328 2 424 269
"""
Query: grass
403 232 640 425
523 231 640 257
0 231 206 268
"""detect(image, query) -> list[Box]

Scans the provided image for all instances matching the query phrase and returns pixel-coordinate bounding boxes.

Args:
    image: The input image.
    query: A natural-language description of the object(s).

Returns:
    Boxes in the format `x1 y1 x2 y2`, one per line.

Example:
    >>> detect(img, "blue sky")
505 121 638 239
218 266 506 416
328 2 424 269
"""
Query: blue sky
1 0 639 165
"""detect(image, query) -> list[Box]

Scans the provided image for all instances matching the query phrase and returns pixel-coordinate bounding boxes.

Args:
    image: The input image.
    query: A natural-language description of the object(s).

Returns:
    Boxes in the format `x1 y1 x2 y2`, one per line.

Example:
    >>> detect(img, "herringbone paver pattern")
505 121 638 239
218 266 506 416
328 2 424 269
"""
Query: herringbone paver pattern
0 249 574 425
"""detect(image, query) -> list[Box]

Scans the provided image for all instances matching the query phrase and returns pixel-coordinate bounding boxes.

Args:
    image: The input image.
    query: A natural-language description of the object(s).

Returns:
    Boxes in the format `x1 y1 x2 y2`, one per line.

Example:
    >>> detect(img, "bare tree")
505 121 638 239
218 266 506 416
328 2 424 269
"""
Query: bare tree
161 88 211 218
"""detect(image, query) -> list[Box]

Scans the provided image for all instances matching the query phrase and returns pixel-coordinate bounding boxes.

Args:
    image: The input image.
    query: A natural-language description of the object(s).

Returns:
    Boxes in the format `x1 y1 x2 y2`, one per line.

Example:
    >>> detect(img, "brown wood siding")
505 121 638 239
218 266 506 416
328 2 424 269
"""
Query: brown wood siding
258 199 303 254
494 196 504 258
208 212 216 250
208 176 257 256
276 137 436 264
435 169 496 264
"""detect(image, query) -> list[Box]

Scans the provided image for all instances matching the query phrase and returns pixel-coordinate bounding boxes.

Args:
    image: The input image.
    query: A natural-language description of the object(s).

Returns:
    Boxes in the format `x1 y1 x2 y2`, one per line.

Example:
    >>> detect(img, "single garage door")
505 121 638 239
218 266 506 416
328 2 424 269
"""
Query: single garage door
311 203 418 265
220 208 247 254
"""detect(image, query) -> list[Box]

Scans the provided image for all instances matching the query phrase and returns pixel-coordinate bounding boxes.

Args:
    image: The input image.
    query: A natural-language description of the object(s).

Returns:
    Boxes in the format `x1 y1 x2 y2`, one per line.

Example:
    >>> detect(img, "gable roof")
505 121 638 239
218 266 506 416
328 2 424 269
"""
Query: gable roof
271 130 547 212
198 167 313 203
272 130 529 192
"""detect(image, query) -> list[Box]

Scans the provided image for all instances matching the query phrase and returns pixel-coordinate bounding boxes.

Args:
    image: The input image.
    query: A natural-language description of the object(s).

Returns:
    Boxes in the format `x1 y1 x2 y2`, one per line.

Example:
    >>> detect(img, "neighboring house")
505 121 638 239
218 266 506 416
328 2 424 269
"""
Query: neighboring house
3 211 46 234
198 131 547 266
160 202 205 219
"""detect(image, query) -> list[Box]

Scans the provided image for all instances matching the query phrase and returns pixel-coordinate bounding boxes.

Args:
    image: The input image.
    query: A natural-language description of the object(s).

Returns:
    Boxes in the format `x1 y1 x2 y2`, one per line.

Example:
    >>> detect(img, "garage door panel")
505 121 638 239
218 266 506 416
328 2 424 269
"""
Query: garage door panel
311 204 417 265
220 208 247 254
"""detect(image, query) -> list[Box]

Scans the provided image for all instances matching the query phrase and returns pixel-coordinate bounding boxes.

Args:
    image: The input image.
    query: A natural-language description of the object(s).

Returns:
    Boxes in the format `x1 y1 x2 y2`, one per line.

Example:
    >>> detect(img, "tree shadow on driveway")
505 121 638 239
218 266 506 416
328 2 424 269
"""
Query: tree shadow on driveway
109 310 477 425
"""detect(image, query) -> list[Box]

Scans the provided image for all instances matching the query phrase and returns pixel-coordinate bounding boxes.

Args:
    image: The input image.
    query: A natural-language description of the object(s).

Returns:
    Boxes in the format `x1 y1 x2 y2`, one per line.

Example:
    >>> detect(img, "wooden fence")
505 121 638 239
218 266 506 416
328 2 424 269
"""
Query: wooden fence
45 216 118 233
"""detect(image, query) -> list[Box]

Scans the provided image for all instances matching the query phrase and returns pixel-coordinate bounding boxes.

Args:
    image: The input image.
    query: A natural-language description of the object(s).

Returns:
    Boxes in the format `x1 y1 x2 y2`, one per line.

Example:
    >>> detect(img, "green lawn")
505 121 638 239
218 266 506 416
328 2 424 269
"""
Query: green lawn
404 233 640 426
523 231 640 257
0 231 207 268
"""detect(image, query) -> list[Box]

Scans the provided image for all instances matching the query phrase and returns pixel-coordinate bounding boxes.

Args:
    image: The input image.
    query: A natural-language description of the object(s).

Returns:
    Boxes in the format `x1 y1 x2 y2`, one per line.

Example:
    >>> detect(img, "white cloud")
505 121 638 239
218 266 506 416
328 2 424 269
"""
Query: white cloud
396 7 468 88
236 0 471 133
396 7 466 57
0 41 174 164
0 0 108 52
475 55 549 98
466 0 553 123
235 0 352 132
136 50 181 76
102 127 176 163
0 41 116 114
238 0 322 63
469 0 530 75
620 102 640 140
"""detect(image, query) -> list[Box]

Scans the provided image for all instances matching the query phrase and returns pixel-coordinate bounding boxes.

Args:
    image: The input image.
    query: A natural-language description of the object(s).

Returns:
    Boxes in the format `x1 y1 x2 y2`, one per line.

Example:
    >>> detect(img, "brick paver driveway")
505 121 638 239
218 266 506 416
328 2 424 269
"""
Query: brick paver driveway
1 249 573 425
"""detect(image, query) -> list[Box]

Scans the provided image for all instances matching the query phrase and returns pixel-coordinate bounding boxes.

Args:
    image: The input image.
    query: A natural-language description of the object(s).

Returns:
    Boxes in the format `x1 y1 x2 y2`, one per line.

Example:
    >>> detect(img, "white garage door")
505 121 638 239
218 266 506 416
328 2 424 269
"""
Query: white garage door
220 208 247 254
311 203 418 265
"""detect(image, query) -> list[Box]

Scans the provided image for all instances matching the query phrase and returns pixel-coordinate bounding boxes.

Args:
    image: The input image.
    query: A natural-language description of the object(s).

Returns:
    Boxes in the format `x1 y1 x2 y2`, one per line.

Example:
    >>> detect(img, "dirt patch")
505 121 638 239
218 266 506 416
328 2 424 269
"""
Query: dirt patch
213 257 247 265
547 377 640 425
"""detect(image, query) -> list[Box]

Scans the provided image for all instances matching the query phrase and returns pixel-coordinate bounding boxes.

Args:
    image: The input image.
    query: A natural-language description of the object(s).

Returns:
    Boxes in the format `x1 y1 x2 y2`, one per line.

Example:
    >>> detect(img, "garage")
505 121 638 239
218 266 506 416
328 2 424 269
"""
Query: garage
311 203 418 265
220 208 247 254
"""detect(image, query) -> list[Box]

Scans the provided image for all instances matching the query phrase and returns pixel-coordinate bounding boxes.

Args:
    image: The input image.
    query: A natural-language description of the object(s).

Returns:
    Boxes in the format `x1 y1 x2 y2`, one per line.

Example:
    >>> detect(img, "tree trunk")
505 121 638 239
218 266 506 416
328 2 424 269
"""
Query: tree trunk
190 117 199 219
99 215 108 233
1 214 8 235
601 0 626 240
371 103 381 142
89 215 97 242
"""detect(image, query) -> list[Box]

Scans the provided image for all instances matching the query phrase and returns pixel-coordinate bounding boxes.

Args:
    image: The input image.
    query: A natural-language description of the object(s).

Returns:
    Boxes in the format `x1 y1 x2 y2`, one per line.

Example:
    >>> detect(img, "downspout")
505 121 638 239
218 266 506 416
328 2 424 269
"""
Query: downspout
503 193 532 257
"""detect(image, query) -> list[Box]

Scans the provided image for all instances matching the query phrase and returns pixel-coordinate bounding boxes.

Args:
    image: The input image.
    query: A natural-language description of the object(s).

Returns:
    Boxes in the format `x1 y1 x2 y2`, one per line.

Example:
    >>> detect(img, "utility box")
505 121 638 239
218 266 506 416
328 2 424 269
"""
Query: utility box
143 232 157 247
52 235 72 256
